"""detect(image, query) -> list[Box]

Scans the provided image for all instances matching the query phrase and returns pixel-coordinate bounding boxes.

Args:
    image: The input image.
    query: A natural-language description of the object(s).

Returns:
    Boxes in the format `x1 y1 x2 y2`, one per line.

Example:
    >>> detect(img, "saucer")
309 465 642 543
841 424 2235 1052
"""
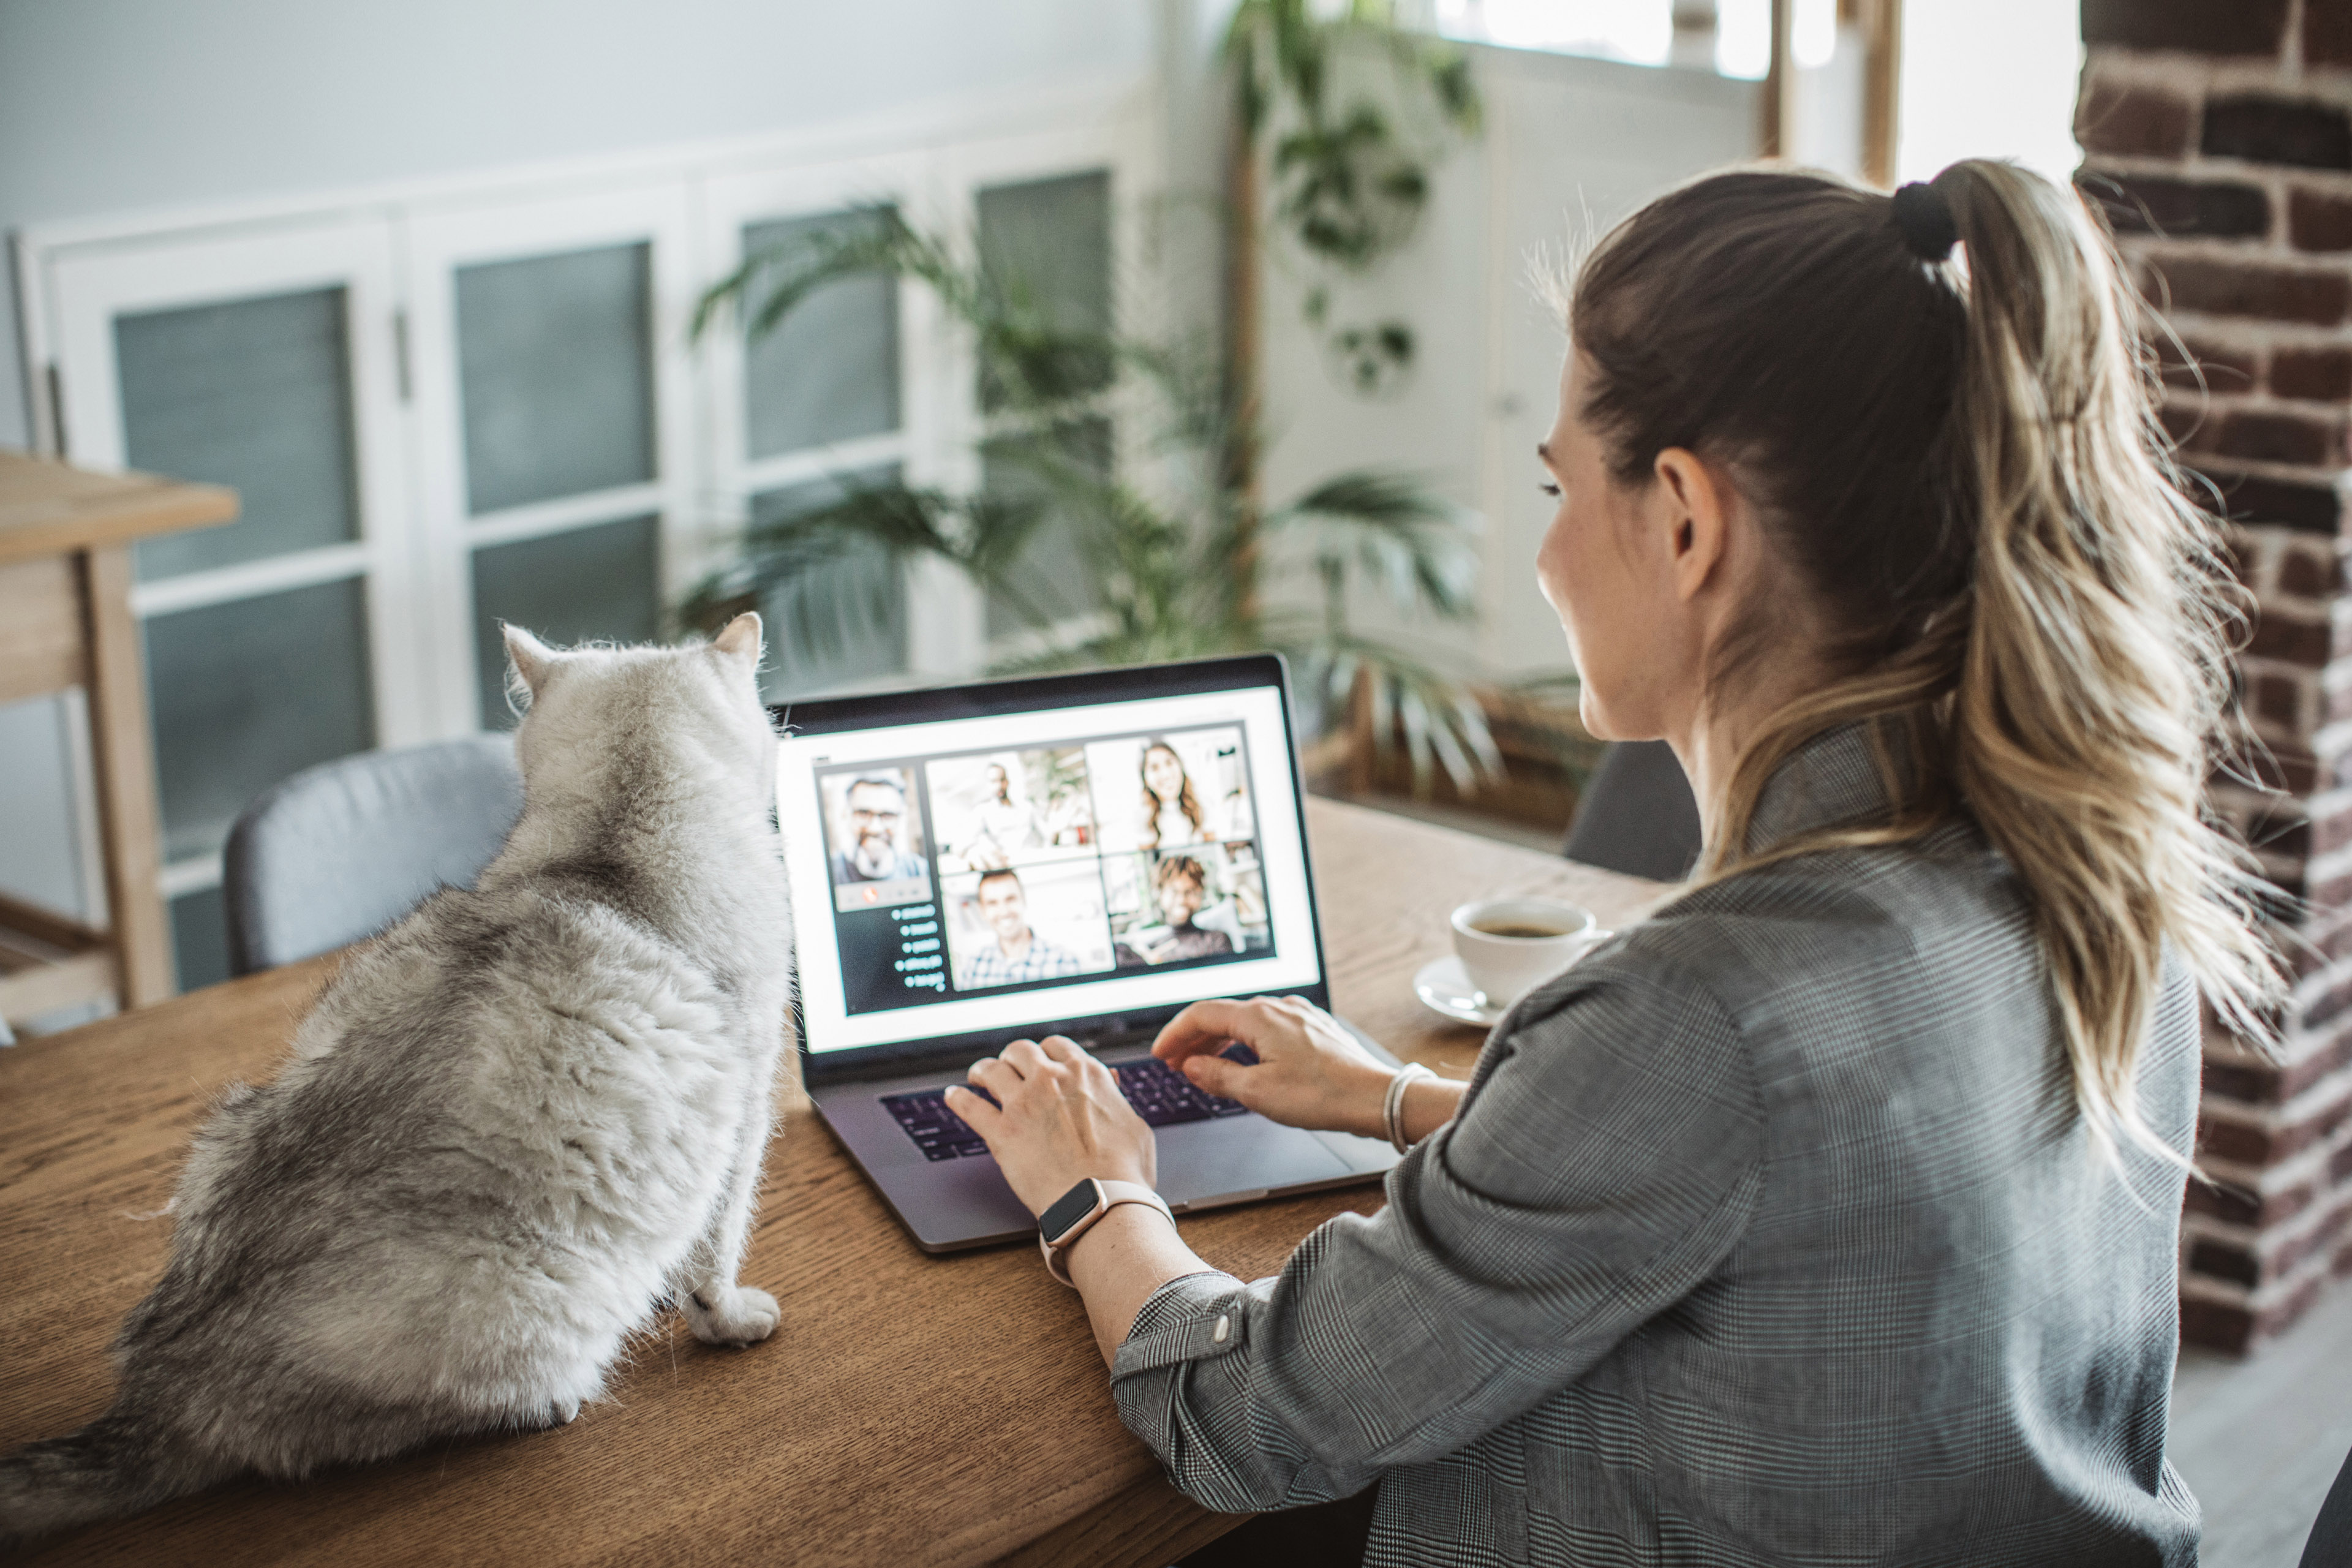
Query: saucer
1414 956 1508 1027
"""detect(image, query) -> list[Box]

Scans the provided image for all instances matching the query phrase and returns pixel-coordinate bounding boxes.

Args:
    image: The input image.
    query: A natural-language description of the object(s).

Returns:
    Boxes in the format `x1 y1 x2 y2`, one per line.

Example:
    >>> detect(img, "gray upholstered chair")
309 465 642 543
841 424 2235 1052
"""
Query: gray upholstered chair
1562 739 1703 883
222 734 524 976
2305 1443 2352 1568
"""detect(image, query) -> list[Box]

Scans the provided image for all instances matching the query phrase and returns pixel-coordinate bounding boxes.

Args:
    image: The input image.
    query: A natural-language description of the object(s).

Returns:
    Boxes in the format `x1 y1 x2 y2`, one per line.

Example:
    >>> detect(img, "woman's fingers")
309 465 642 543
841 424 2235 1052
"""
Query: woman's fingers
1178 1052 1244 1098
1001 1038 1052 1074
942 1082 1003 1133
967 1056 1024 1101
1038 1035 1087 1065
1152 998 1261 1065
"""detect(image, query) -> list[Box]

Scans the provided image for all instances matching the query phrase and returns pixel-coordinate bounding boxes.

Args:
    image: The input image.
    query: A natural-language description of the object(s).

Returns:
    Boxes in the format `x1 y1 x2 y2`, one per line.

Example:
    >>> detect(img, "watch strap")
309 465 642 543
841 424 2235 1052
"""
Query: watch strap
1038 1178 1173 1287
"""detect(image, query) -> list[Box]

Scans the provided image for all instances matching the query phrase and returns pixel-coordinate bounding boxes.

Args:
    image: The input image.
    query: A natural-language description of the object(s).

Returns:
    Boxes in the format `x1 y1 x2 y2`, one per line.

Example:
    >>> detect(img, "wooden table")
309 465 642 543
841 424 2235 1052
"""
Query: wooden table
0 798 1668 1566
0 450 237 1024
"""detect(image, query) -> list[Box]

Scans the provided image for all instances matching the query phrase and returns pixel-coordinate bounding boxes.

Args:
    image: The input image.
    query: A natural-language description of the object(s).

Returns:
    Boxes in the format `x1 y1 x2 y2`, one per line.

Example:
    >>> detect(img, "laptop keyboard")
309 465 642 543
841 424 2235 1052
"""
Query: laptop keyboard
881 1047 1259 1162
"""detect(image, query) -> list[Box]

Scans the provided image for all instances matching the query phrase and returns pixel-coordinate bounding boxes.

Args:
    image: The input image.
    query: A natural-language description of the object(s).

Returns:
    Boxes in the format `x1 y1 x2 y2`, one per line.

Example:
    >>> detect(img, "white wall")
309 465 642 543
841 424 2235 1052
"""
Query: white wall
0 0 1162 929
1897 0 2083 187
0 0 1159 451
1257 44 1760 684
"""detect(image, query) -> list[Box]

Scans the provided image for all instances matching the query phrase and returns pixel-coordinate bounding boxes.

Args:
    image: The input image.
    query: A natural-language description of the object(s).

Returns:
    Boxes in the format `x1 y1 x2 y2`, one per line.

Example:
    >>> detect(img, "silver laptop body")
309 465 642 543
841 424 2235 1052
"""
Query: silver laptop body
775 655 1401 1253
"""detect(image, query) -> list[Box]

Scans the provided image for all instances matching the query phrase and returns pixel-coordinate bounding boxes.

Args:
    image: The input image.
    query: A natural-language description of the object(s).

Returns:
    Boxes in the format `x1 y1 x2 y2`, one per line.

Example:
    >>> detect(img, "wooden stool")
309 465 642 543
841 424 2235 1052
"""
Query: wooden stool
0 450 236 1025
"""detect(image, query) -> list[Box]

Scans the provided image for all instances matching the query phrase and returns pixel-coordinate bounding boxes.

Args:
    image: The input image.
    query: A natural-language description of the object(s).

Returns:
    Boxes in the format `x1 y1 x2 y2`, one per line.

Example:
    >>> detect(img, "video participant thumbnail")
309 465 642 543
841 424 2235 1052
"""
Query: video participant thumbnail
925 747 1095 873
821 768 932 913
1107 843 1268 971
943 859 1117 991
1088 728 1256 854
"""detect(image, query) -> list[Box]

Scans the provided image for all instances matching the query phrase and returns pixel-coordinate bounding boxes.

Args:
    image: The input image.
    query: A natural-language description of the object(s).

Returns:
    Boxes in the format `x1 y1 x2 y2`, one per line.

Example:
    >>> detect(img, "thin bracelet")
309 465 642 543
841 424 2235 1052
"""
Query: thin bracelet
1384 1063 1435 1154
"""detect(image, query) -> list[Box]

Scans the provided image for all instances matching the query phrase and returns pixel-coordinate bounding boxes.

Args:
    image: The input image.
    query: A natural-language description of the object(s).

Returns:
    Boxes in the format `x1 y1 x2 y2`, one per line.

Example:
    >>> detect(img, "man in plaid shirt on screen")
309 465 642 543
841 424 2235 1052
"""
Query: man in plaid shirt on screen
957 868 1085 989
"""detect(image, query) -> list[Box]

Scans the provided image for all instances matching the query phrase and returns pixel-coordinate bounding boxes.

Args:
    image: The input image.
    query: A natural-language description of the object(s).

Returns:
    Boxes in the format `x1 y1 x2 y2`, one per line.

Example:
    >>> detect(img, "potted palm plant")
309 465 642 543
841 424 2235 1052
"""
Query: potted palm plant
687 207 1506 790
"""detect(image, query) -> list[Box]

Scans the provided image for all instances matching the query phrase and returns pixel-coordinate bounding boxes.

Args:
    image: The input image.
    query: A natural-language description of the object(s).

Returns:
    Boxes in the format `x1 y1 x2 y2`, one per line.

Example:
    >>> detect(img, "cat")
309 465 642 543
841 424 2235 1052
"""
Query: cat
0 613 793 1543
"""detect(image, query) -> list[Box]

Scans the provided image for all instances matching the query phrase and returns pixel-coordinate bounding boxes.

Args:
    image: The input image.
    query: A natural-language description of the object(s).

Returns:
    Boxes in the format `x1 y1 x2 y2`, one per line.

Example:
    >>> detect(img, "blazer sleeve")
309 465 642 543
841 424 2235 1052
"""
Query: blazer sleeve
1108 963 1766 1512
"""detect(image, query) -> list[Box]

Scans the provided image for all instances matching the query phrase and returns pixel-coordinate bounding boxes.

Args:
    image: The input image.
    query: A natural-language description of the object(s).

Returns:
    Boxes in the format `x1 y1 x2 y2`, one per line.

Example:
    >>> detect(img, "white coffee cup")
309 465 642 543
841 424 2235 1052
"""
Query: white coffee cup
1450 896 1604 1009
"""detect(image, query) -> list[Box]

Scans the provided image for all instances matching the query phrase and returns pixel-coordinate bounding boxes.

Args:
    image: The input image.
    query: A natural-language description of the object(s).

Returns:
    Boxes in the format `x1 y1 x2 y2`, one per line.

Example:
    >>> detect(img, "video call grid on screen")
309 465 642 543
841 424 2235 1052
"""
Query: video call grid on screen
778 684 1323 1055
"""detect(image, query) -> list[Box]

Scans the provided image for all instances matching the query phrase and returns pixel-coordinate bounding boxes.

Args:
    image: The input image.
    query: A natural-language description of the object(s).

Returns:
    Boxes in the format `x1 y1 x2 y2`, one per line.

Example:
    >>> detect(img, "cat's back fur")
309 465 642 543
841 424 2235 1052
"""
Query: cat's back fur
0 614 791 1542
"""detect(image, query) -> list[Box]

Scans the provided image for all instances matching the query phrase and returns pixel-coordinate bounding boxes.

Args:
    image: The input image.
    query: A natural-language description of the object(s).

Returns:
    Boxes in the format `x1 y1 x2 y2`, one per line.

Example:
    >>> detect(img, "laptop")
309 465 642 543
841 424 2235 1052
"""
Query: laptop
773 653 1404 1253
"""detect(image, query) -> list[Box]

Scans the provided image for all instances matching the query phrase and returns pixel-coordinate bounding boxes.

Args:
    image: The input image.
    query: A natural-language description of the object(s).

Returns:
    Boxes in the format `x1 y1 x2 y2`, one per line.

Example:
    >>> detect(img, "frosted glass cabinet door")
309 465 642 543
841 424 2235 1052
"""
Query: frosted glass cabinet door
975 170 1112 410
741 209 900 459
456 243 657 513
115 286 363 581
750 464 906 700
973 169 1113 640
470 515 662 726
982 418 1110 639
145 577 379 866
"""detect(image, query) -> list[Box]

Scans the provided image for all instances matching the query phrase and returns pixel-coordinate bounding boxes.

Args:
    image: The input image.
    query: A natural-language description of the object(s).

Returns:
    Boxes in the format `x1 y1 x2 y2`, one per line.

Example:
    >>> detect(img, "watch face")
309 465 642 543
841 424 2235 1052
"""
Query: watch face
1041 1180 1102 1242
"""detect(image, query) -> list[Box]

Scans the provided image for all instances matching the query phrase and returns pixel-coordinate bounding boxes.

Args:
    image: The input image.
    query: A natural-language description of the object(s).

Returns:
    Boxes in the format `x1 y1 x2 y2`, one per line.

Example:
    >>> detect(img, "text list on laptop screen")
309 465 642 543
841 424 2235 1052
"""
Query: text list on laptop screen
777 682 1322 1054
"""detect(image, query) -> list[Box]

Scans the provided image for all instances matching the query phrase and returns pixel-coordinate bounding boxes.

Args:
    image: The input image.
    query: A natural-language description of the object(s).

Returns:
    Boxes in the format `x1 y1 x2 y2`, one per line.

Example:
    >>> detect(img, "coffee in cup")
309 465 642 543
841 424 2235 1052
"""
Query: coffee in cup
1449 896 1603 1009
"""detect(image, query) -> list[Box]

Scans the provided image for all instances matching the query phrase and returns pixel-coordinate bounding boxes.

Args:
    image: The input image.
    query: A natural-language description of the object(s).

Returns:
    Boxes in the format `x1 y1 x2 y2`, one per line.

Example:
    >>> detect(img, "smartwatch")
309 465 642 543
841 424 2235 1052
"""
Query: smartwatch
1036 1177 1174 1287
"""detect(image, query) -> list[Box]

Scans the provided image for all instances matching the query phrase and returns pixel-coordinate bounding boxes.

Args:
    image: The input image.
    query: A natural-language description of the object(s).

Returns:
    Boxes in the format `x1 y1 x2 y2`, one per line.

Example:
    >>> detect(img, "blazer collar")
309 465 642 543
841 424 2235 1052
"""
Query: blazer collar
1743 722 1899 858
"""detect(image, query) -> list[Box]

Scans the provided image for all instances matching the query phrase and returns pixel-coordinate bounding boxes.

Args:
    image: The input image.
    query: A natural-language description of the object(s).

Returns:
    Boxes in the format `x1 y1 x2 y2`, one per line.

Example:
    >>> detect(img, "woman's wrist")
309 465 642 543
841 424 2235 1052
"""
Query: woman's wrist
1338 1061 1399 1140
1396 1071 1465 1145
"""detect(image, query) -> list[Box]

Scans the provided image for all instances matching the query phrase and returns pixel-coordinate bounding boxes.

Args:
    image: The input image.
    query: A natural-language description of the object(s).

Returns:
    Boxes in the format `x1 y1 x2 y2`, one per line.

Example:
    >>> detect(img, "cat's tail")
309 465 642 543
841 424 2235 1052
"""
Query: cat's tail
0 1410 229 1547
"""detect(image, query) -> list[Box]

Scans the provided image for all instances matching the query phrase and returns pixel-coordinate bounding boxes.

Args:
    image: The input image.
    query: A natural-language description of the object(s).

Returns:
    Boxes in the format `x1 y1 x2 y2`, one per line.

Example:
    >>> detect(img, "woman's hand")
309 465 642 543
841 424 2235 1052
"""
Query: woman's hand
1152 996 1396 1140
945 1037 1156 1216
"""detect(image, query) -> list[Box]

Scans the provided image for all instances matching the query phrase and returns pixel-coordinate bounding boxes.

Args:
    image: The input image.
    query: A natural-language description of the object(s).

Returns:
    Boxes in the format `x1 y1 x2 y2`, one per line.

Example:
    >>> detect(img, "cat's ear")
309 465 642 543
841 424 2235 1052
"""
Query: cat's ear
712 612 763 666
502 624 556 703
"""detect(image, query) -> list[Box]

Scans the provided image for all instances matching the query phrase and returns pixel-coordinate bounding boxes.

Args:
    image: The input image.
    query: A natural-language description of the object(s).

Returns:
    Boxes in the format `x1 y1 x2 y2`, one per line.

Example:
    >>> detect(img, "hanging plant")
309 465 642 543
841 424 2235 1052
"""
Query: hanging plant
1225 0 1483 397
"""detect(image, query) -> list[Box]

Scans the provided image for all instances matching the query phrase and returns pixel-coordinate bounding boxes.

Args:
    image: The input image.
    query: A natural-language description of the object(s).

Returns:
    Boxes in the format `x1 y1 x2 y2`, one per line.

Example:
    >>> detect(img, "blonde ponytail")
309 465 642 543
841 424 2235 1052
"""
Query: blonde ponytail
1569 160 2283 1161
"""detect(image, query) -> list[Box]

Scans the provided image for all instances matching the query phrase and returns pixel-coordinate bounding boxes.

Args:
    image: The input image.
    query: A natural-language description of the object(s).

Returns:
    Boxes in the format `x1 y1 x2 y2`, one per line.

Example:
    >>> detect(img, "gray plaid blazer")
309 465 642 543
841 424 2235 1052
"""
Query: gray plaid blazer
1111 725 2201 1566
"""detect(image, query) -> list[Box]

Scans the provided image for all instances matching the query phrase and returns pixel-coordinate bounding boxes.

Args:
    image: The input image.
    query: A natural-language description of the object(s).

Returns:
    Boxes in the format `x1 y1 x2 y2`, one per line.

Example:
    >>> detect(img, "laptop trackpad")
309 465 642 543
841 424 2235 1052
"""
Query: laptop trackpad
1155 1115 1352 1210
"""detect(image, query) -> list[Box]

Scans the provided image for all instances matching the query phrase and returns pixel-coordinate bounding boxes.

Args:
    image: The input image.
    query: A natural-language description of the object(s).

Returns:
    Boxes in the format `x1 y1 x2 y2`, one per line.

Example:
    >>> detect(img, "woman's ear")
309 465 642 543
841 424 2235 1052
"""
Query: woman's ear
1653 447 1730 601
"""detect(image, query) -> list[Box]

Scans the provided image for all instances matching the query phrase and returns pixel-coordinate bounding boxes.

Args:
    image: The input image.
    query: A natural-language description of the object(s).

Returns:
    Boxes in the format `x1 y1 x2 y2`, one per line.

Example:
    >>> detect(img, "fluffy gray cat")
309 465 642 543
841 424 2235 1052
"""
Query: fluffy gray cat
0 614 793 1542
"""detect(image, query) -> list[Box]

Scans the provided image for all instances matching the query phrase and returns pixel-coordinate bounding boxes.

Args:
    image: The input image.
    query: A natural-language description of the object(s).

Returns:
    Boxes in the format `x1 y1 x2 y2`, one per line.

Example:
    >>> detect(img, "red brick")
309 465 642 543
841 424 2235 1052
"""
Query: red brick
2278 542 2343 596
2186 1175 2264 1224
2154 255 2352 325
2292 187 2352 252
2199 1117 2269 1164
2270 344 2352 401
2283 1191 2352 1275
2079 80 2196 158
2084 0 2288 56
2158 333 2261 391
2162 399 2208 448
2180 1295 2255 1355
2309 0 2352 68
2188 1234 2262 1287
2085 172 2271 238
2286 1031 2352 1098
2255 671 2305 725
2249 613 2335 666
2221 407 2346 466
2312 804 2352 855
2205 96 2352 170
2197 1084 2352 1163
2253 802 2315 859
2198 471 2343 532
2224 531 2258 585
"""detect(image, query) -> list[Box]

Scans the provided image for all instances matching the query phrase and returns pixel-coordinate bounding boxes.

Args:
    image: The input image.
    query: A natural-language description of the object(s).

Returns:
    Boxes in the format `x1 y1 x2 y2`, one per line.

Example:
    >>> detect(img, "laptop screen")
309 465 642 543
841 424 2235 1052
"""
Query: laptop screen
775 658 1326 1068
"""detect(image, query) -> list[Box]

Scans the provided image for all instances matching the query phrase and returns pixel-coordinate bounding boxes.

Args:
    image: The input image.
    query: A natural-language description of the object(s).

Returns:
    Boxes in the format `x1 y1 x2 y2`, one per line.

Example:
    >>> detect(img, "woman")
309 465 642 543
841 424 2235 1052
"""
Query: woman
945 162 2277 1565
1139 739 1210 849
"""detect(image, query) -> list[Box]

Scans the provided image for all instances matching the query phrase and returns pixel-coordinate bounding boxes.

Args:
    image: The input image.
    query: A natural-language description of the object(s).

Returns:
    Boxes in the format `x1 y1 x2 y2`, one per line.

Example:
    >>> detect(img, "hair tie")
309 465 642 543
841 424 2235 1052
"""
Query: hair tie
1891 182 1958 262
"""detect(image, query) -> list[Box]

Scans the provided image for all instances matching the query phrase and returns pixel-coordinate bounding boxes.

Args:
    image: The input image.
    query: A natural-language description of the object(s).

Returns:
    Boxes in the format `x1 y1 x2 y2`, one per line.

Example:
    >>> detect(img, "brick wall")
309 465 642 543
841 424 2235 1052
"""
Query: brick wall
2079 0 2352 1354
